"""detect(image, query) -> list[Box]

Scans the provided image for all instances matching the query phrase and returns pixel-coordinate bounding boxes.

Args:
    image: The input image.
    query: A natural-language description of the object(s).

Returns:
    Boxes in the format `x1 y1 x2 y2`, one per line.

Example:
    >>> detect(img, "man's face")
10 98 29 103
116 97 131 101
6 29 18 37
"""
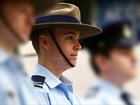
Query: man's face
105 46 137 80
2 2 34 42
54 28 81 66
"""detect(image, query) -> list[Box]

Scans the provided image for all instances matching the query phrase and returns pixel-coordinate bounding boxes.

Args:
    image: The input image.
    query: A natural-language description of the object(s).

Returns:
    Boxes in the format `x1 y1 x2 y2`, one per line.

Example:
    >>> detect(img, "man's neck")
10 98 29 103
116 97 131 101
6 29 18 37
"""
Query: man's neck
0 37 15 54
100 74 125 89
0 25 18 53
38 60 65 79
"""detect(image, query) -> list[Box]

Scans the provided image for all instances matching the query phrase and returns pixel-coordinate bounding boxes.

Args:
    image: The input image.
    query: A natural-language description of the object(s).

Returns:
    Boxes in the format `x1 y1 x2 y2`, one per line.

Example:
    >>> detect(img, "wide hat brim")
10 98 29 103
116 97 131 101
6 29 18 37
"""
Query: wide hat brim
31 22 102 38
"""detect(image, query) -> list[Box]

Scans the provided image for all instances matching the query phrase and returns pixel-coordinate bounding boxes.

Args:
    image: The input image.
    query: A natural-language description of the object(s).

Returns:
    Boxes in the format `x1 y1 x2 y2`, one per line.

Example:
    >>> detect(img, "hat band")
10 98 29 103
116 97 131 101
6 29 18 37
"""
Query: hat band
35 15 80 24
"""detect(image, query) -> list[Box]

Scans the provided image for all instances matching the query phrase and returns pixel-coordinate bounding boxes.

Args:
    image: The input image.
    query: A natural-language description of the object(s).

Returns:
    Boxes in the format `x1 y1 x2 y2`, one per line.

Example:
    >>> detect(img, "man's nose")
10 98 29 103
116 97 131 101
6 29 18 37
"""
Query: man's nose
74 40 81 51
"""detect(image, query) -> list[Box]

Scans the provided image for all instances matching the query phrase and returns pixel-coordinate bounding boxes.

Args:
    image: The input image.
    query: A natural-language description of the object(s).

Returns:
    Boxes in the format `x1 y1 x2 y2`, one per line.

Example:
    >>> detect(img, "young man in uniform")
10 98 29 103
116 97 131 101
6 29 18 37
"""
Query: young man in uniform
81 20 140 105
0 0 57 104
31 3 102 105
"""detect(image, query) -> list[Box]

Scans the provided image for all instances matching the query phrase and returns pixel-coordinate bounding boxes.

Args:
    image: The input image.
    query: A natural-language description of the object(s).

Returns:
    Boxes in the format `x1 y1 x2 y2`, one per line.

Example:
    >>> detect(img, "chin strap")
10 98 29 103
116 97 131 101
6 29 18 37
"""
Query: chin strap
48 29 75 68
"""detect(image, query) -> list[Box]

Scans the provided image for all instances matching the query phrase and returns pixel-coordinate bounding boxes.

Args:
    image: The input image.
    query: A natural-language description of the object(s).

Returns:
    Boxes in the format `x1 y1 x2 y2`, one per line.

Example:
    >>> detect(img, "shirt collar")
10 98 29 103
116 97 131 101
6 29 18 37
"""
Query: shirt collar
32 64 73 92
95 78 123 97
60 75 73 92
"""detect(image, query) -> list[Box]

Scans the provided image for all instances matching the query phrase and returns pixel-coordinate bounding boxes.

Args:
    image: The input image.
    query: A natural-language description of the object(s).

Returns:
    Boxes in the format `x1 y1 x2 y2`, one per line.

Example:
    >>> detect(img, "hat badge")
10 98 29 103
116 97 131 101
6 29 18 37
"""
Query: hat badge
123 24 132 39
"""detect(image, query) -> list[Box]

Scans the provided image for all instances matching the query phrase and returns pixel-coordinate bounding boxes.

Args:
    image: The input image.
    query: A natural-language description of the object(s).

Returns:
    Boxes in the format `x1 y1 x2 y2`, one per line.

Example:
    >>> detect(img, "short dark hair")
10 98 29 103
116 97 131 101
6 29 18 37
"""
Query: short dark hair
31 28 49 55
89 45 112 75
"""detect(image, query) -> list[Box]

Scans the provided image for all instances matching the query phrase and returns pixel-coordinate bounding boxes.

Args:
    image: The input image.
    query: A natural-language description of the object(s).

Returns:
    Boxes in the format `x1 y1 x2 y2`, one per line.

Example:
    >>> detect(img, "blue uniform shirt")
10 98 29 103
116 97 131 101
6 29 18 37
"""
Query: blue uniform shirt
32 64 81 105
0 49 40 105
82 78 140 105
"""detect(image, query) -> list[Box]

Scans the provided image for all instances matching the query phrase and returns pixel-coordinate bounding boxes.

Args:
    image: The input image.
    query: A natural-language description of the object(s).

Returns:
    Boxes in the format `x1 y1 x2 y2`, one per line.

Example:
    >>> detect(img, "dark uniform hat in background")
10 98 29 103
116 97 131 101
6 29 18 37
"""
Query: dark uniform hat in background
81 19 138 53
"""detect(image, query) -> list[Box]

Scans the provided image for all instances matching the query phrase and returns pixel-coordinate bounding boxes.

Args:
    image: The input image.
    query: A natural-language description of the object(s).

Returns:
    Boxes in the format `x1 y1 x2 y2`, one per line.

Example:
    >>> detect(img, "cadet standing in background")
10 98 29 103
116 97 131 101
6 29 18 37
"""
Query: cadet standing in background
30 3 102 105
0 0 57 104
81 20 140 105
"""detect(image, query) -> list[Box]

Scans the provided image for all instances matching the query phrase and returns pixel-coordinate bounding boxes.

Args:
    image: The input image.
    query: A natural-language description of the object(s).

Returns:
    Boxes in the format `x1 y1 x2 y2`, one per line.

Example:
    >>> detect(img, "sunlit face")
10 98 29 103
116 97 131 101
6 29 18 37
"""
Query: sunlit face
105 47 137 80
54 28 81 66
2 2 34 42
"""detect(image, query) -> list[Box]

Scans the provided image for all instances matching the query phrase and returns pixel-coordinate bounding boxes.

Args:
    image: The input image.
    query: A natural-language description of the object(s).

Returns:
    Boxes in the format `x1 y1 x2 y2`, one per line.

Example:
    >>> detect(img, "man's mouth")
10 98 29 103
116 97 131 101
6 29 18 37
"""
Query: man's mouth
70 54 78 60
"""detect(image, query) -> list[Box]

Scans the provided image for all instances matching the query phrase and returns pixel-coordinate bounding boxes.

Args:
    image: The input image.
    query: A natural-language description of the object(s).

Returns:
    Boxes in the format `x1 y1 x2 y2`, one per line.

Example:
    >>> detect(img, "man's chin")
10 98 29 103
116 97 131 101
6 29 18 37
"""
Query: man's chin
126 73 136 80
66 61 76 68
20 34 30 43
71 60 77 66
19 30 30 38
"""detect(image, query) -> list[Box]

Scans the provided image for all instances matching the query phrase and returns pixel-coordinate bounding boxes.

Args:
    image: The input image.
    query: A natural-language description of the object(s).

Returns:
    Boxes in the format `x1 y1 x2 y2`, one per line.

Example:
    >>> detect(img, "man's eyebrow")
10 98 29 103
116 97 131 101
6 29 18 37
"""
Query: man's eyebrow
64 32 77 35
64 31 80 39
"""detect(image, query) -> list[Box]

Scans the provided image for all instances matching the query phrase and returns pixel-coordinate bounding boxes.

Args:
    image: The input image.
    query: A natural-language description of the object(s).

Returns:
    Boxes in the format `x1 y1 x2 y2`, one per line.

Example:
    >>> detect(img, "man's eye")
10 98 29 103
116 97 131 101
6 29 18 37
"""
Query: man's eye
66 36 74 40
120 51 130 55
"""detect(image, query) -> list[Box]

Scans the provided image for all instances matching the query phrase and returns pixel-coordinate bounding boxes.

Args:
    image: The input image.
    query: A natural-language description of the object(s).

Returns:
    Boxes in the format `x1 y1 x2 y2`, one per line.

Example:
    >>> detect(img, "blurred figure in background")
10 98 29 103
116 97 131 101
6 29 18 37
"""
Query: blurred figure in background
81 20 140 105
0 0 57 104
30 3 101 105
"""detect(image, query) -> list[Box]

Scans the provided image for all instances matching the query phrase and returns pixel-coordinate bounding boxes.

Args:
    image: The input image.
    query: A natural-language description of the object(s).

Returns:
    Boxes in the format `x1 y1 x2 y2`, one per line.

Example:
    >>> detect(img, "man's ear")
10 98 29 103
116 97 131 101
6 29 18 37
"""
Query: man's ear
95 54 109 71
39 34 49 50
